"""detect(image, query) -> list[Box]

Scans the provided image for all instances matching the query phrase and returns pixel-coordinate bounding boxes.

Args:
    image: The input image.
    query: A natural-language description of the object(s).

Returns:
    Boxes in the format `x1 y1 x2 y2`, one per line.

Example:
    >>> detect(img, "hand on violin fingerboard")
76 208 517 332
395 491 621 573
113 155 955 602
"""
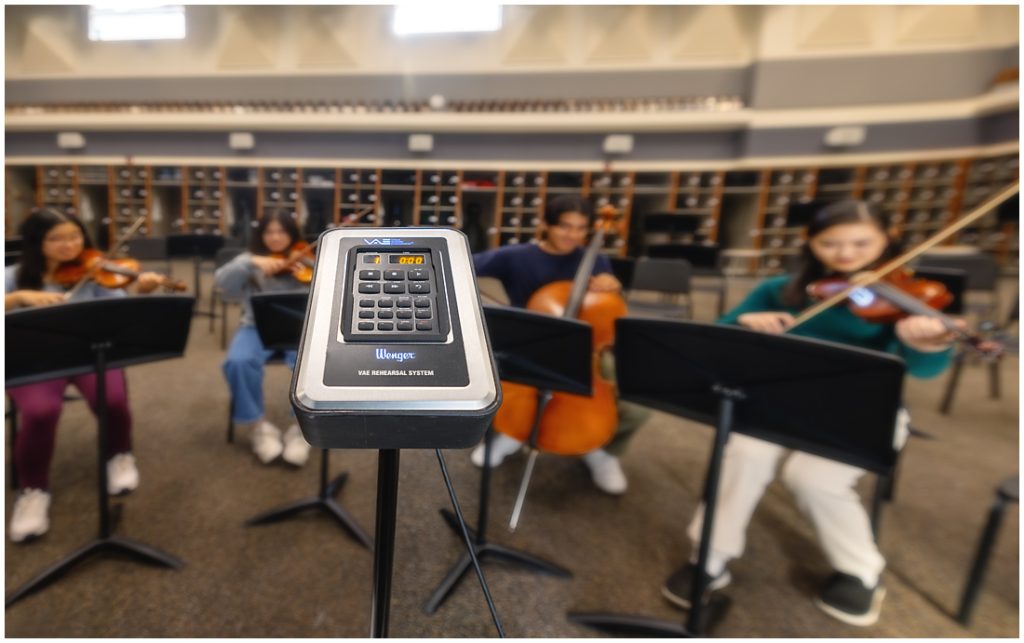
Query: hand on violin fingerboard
135 272 164 294
895 315 958 352
588 273 622 293
737 311 796 334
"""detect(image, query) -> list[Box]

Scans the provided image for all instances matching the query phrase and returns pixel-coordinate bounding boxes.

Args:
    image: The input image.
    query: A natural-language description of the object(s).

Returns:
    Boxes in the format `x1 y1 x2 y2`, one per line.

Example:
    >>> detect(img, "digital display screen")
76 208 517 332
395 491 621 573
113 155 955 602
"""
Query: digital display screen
363 254 381 264
390 255 425 265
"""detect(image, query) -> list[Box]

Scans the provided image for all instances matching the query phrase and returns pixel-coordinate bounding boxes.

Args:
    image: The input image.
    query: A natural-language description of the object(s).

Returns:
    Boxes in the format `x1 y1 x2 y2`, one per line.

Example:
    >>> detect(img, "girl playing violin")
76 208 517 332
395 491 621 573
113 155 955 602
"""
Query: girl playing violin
4 208 165 542
215 210 311 467
470 195 649 495
662 200 955 626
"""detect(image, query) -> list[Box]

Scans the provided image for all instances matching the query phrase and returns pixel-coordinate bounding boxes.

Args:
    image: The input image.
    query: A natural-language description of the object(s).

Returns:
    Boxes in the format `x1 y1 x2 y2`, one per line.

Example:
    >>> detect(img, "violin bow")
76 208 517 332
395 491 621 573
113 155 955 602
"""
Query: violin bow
64 215 148 300
789 180 1019 329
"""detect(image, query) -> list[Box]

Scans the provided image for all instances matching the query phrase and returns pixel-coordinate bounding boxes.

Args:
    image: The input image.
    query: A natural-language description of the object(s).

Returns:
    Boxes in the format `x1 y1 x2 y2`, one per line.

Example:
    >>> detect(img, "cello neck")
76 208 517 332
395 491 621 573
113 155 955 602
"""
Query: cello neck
564 226 606 319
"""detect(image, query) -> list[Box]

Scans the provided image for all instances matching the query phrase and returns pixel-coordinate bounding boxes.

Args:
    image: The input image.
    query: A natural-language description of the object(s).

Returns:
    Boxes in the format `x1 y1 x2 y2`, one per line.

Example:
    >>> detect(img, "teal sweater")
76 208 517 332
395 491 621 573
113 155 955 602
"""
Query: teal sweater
720 276 952 379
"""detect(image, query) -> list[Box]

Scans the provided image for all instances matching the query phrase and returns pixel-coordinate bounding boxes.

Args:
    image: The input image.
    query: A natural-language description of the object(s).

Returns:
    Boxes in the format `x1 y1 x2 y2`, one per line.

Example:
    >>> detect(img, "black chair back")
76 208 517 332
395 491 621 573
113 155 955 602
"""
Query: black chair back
631 257 692 295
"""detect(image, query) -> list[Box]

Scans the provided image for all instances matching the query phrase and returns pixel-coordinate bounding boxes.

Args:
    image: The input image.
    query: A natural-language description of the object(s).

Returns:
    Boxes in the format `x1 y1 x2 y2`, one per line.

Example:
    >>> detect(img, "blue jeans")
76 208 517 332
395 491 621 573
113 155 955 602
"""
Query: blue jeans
222 325 297 424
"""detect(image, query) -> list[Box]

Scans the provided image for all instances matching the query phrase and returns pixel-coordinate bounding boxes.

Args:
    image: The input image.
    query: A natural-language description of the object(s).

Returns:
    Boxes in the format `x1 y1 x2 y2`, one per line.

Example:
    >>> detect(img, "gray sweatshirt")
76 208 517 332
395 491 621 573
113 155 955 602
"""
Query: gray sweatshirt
214 251 308 327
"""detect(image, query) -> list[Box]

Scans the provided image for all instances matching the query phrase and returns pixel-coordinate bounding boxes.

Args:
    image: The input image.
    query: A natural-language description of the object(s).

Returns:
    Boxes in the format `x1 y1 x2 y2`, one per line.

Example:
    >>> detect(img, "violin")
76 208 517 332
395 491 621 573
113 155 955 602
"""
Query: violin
54 248 187 292
494 204 628 529
269 240 315 284
794 181 1018 357
807 268 1002 357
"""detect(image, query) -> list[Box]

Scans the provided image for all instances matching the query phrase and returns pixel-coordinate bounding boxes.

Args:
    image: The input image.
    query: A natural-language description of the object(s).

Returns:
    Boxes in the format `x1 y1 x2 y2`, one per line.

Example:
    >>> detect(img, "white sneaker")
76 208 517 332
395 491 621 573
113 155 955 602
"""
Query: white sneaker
252 421 283 464
282 424 311 466
10 489 51 543
469 433 523 468
107 452 140 495
582 449 628 495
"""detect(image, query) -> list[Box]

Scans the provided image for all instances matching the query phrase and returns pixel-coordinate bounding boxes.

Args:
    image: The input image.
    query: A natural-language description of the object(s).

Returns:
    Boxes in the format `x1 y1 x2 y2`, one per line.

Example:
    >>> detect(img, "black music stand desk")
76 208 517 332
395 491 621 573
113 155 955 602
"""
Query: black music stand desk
5 295 195 608
423 305 592 613
166 233 225 320
569 318 905 636
243 292 372 549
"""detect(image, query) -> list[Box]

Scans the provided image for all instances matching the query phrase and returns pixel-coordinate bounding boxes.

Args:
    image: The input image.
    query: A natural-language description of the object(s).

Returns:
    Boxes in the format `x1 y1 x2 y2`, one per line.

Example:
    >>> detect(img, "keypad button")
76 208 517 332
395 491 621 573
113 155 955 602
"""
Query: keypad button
358 310 374 319
358 283 381 294
408 268 429 281
377 322 394 331
384 282 405 294
396 296 412 308
357 322 374 331
384 270 404 280
409 282 430 294
396 310 413 319
359 270 381 280
397 321 414 331
377 298 394 308
414 296 431 308
415 308 432 319
377 310 394 319
359 299 375 308
415 320 432 331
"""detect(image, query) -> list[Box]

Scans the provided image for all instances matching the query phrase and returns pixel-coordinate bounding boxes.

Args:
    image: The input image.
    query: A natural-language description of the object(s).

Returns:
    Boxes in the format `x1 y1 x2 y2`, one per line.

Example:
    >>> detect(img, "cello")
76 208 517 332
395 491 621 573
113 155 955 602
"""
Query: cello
493 205 628 529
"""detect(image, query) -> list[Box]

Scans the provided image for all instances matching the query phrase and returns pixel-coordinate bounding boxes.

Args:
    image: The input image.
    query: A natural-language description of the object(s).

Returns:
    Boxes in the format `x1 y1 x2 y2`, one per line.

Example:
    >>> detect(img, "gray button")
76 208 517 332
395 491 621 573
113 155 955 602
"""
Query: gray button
359 270 380 280
408 268 429 281
377 298 394 308
384 282 405 294
415 308 431 319
377 310 394 319
396 310 413 319
415 320 432 331
377 322 394 331
414 296 431 308
357 322 374 331
384 270 404 280
396 297 412 308
358 283 381 294
358 310 374 319
397 321 414 331
409 282 430 294
359 299 375 308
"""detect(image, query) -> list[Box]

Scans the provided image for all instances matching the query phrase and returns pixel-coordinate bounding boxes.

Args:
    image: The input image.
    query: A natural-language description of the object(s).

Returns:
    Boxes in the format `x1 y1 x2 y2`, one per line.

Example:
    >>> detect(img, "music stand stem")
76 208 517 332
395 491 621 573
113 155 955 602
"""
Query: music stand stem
6 342 183 609
371 449 401 638
243 449 372 550
423 425 570 615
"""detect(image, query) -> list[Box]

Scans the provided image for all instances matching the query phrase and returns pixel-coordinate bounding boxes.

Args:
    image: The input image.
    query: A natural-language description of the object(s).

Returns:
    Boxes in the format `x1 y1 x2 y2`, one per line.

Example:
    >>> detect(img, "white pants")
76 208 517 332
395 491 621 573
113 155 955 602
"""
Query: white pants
687 410 909 588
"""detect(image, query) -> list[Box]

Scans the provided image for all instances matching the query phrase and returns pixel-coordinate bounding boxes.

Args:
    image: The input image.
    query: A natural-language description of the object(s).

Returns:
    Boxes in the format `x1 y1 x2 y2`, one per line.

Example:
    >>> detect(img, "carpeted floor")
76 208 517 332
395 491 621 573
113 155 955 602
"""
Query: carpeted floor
4 264 1019 637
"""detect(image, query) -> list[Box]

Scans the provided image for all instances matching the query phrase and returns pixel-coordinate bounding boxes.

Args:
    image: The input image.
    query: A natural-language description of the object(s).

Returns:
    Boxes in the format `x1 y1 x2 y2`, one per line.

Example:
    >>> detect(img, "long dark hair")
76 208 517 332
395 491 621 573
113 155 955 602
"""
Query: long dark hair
782 199 900 308
248 209 301 255
15 207 93 289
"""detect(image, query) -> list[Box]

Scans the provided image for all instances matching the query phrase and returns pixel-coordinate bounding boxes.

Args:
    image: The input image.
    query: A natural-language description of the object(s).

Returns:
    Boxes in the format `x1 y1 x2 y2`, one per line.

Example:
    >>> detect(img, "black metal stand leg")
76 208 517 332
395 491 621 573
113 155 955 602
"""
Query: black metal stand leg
244 450 372 550
957 497 1009 625
568 388 742 638
939 351 966 415
424 427 570 615
371 449 400 638
988 359 1000 400
7 345 184 609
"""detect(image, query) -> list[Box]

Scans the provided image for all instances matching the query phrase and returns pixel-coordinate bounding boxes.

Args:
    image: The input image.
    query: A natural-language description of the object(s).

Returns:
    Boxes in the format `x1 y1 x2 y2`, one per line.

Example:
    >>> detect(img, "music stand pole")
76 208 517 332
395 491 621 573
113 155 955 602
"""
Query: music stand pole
371 449 401 638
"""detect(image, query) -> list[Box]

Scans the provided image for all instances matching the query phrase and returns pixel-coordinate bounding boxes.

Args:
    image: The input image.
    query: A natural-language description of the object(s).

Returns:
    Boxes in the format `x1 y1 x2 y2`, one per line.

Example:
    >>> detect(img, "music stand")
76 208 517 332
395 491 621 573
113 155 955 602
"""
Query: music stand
5 296 195 608
423 305 591 614
166 233 225 321
242 292 372 550
569 318 905 636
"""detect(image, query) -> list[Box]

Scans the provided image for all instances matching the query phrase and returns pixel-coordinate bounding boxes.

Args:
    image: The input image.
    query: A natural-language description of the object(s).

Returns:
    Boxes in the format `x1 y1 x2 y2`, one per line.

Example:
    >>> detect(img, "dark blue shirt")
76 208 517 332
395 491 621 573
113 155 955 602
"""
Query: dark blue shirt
473 243 612 308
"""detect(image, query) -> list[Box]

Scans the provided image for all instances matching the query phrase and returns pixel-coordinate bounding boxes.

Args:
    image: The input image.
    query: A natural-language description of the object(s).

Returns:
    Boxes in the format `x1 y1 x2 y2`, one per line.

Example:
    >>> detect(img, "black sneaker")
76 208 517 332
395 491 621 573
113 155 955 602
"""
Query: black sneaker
814 572 886 627
661 563 732 610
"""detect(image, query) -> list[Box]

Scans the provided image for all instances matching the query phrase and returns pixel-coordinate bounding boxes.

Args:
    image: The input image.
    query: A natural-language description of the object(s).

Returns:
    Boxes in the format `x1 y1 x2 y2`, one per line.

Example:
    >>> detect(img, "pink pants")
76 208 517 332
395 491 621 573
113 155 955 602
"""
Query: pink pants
7 369 132 491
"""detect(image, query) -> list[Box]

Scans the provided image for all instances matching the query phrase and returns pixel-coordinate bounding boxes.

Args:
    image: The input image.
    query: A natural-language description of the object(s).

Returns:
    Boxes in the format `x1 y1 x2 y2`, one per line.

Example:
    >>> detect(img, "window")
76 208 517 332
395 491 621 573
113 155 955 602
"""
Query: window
393 2 502 36
88 4 186 42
